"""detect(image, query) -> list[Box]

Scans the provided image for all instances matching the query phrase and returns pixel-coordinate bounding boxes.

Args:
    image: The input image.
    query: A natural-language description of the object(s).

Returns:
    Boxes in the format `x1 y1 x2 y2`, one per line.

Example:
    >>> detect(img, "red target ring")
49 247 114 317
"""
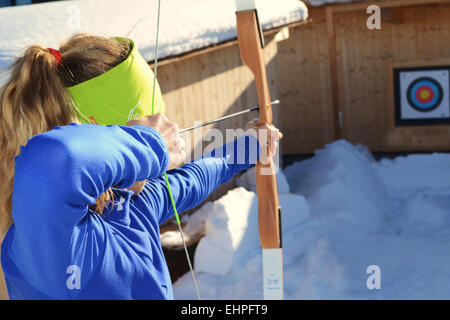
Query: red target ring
415 85 435 104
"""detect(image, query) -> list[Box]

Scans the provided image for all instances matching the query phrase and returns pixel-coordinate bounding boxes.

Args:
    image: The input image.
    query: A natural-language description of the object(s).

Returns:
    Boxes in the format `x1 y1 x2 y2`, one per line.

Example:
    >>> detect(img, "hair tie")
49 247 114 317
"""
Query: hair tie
47 48 62 66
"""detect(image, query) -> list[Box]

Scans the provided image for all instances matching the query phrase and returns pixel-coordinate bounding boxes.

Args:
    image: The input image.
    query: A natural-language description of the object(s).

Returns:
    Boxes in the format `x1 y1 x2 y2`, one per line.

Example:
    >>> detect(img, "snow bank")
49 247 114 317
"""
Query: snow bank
375 153 450 194
374 153 450 237
0 0 308 74
173 139 450 299
284 140 392 230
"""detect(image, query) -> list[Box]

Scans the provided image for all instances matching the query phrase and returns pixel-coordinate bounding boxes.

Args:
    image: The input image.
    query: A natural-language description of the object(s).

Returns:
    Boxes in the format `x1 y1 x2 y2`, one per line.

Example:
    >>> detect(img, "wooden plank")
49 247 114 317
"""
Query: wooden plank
328 3 450 152
393 58 450 68
385 58 397 142
326 6 342 140
381 7 405 23
276 7 335 155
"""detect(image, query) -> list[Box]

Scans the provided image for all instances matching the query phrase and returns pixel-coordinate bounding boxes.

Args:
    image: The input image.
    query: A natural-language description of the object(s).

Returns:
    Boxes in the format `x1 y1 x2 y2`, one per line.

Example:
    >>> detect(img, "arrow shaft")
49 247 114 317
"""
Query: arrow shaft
178 100 279 133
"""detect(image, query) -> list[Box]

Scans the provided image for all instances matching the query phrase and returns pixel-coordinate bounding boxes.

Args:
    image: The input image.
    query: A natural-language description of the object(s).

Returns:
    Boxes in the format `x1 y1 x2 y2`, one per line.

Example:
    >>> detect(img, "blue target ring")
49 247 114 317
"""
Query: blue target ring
407 77 443 112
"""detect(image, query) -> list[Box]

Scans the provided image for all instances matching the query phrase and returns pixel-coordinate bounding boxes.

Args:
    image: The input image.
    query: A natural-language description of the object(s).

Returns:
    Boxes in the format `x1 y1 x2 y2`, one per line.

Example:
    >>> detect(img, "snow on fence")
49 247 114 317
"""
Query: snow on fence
0 0 307 75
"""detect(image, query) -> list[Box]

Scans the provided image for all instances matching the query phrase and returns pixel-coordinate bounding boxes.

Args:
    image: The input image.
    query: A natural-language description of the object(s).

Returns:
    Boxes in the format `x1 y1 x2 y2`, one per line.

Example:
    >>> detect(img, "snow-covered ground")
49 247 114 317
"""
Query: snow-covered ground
170 140 450 299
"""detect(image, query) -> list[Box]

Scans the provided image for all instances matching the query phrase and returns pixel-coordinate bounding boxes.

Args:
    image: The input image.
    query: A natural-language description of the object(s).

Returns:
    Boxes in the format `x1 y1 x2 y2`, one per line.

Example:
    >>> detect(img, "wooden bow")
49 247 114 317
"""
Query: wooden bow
235 0 283 300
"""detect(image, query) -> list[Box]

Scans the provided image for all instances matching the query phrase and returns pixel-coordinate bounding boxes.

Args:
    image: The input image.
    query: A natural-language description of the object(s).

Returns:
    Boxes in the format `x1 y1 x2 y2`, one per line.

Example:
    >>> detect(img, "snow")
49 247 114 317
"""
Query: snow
0 0 308 75
172 139 450 299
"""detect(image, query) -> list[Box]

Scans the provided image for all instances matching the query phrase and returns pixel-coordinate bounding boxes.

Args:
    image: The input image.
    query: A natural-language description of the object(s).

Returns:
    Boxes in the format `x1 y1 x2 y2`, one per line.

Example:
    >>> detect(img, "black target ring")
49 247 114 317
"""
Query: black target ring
406 77 443 113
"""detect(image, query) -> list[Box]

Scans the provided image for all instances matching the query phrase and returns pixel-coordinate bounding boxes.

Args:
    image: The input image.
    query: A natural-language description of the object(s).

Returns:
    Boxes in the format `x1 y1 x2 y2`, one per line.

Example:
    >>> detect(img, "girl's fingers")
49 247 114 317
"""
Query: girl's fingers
243 121 283 157
168 137 186 169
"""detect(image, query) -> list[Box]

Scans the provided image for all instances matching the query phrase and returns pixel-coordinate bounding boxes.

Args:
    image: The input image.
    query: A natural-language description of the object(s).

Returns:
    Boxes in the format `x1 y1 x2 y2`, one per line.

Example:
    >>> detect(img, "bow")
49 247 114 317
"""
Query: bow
235 0 284 300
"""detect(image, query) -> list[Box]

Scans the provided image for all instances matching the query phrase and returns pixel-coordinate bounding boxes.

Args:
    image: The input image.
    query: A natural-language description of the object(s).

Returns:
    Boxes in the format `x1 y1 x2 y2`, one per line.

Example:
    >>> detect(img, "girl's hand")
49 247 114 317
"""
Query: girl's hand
127 114 186 170
244 120 283 158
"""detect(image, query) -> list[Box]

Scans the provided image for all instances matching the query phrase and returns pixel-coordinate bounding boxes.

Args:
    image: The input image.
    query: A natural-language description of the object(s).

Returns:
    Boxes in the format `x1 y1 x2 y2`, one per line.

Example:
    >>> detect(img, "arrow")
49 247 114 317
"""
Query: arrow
178 100 280 133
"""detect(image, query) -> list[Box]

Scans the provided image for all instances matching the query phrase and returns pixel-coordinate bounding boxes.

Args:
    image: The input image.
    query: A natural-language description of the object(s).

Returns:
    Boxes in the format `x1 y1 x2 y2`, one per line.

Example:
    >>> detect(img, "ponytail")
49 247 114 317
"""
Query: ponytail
0 46 76 234
0 34 130 258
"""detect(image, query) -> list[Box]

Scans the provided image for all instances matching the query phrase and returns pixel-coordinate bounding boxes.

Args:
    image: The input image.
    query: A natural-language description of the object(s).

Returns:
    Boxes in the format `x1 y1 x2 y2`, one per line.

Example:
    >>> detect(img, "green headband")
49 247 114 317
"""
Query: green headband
67 37 165 125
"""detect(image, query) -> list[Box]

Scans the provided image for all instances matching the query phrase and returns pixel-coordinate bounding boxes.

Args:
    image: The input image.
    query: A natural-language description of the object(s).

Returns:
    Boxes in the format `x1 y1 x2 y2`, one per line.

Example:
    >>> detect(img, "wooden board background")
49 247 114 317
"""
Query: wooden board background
155 0 450 156
276 8 336 155
274 1 450 154
334 2 450 151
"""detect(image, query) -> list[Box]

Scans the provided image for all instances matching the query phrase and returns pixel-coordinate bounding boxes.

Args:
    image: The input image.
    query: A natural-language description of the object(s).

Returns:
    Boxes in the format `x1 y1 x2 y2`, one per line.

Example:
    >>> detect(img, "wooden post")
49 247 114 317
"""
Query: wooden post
326 6 342 140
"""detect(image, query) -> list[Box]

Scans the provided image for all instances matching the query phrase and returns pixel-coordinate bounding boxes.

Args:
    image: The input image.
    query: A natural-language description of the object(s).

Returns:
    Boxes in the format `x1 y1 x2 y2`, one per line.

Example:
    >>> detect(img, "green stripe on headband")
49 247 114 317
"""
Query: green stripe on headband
67 37 165 125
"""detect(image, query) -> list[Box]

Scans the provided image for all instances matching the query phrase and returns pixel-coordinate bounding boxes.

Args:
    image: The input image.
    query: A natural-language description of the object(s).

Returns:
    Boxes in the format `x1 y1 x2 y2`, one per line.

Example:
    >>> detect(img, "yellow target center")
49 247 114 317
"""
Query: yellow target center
420 90 430 100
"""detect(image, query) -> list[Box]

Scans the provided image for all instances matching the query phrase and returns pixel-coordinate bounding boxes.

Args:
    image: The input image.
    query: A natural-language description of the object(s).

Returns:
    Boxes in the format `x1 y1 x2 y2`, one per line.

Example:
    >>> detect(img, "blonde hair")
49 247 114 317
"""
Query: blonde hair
0 34 131 298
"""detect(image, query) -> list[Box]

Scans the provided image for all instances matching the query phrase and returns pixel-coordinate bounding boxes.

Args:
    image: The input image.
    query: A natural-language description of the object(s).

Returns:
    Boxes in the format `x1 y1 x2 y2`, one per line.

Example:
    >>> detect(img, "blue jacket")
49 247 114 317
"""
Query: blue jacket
1 123 259 299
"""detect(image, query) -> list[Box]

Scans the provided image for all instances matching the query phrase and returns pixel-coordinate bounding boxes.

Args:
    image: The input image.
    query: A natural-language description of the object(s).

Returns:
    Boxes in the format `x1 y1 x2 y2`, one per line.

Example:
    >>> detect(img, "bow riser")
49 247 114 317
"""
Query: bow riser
236 9 281 250
236 10 272 124
236 6 283 300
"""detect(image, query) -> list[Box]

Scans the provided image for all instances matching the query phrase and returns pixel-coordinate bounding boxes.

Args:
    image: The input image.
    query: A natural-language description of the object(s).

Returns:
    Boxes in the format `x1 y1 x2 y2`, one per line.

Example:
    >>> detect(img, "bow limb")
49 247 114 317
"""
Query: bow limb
235 0 283 300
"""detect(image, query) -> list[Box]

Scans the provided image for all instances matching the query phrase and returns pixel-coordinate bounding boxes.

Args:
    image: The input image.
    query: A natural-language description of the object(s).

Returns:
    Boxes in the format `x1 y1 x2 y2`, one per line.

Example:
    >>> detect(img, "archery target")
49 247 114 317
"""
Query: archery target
406 77 443 112
395 68 450 125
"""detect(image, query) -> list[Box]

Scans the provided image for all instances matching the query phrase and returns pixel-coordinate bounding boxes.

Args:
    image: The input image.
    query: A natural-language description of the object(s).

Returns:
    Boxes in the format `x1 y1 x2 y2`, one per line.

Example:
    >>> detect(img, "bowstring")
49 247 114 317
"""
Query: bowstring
151 0 201 300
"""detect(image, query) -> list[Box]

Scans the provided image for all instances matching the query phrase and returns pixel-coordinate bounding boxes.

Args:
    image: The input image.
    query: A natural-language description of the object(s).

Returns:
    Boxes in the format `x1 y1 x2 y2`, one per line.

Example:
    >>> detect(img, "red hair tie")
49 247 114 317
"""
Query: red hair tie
47 48 62 66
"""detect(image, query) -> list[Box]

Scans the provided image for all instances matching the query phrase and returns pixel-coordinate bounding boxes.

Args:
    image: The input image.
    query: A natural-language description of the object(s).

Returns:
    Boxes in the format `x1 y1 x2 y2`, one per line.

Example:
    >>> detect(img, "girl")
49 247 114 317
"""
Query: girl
0 34 281 299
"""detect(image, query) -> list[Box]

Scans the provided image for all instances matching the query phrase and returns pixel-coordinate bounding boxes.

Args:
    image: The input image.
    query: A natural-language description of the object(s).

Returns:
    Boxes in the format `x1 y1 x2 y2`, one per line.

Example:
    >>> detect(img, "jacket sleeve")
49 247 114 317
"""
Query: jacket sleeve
8 123 169 298
135 134 260 224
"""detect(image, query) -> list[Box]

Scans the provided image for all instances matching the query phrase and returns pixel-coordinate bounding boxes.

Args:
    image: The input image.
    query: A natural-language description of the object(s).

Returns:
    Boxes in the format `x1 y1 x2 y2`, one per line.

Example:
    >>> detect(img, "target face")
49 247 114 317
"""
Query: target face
394 67 450 126
406 77 443 112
